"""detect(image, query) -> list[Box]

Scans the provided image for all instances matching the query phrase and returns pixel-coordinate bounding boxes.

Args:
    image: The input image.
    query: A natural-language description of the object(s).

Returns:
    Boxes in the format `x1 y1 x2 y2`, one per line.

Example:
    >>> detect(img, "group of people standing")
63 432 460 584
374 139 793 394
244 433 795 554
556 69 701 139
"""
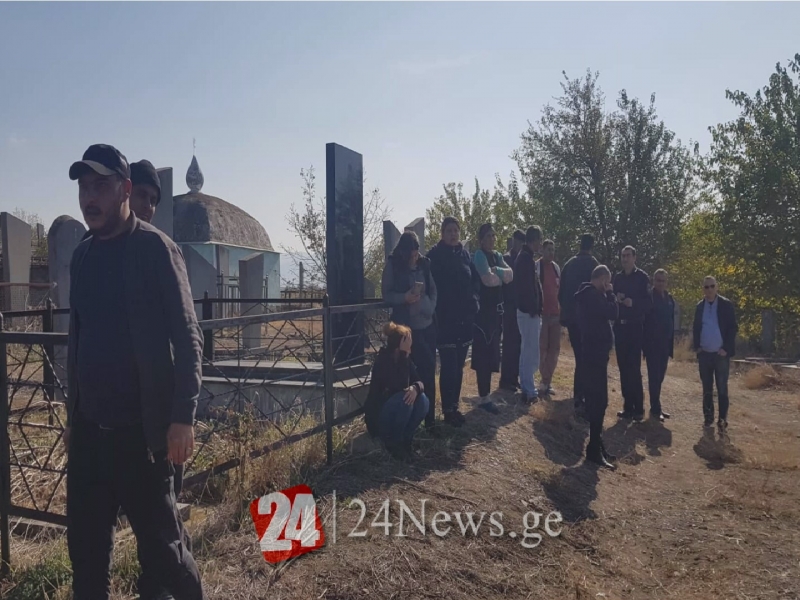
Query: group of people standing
366 216 739 470
367 218 575 459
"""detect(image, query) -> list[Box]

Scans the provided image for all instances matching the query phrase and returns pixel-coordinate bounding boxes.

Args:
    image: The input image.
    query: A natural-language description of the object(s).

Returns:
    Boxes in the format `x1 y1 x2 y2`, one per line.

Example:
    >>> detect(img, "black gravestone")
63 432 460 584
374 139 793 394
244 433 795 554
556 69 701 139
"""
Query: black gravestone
325 143 364 365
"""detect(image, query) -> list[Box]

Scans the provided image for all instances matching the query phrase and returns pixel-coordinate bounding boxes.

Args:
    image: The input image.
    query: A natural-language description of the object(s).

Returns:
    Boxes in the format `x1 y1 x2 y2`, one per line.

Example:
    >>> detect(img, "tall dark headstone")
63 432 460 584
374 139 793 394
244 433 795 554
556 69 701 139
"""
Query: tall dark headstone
326 143 364 365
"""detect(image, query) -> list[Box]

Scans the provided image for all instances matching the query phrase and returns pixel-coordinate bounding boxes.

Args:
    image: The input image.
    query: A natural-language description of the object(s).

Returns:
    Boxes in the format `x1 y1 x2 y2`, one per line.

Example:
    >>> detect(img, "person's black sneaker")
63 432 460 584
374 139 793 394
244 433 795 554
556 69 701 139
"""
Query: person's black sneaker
443 411 465 427
632 413 645 423
617 410 633 420
650 411 665 422
717 419 728 431
660 410 671 419
479 401 500 415
499 382 518 392
704 418 714 428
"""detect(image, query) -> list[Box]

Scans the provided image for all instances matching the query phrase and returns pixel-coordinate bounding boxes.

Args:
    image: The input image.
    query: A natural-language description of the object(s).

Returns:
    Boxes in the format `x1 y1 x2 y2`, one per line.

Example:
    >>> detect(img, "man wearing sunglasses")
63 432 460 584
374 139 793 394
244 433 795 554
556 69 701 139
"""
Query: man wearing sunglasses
692 276 738 429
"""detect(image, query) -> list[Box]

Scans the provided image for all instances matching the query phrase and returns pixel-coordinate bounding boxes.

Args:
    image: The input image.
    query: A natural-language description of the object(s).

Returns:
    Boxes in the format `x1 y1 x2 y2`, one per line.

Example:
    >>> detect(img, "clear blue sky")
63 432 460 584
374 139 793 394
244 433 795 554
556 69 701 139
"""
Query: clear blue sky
1 2 799 272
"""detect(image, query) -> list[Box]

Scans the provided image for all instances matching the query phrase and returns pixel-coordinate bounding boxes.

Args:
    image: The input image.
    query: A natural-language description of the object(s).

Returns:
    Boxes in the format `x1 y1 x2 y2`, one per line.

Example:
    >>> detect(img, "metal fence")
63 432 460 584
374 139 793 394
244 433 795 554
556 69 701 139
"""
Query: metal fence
0 296 390 575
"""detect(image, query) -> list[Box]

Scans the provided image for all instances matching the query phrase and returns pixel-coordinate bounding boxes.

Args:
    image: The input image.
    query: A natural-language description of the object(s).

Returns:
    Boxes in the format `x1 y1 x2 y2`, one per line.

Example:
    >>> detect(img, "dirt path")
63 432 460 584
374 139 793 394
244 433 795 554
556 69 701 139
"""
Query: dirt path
194 350 800 599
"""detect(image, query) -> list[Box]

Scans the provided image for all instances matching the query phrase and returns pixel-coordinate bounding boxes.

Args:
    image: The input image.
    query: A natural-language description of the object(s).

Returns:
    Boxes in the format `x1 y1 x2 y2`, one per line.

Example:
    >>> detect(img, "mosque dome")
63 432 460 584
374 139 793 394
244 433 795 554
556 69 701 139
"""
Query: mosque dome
172 154 273 251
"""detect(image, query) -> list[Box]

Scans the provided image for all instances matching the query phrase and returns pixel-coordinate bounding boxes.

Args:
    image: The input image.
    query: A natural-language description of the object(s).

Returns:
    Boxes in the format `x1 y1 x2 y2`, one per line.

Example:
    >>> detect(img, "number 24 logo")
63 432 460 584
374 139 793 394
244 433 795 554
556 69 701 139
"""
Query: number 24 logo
249 484 325 564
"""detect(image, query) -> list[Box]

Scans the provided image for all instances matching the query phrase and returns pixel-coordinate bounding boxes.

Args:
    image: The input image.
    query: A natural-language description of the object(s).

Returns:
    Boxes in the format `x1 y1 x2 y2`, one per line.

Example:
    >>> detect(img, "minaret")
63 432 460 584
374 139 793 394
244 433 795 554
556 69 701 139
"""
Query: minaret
186 138 204 193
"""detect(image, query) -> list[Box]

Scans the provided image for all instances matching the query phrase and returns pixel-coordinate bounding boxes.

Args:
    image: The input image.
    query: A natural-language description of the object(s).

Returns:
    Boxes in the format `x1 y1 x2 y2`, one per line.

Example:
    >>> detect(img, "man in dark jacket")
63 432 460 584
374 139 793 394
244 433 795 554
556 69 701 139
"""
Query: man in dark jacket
692 276 738 429
427 217 479 427
499 230 526 391
514 226 543 402
643 269 675 422
65 144 205 600
612 246 653 422
558 234 599 414
575 265 618 469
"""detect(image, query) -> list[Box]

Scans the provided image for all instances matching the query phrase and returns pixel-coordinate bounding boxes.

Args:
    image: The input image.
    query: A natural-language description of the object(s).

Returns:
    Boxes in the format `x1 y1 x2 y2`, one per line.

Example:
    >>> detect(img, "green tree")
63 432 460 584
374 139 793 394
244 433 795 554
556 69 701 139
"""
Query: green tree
705 53 800 300
424 175 533 253
669 208 800 354
513 70 697 271
425 179 495 252
282 166 391 290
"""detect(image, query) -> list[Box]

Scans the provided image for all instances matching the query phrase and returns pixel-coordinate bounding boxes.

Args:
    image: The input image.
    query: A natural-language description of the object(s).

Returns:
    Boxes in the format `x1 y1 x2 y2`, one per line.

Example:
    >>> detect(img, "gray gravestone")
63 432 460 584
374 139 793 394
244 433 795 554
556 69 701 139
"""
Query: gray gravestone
383 217 425 259
0 212 33 311
152 167 174 239
761 310 776 355
47 215 86 398
383 220 401 261
404 217 425 253
47 216 86 317
239 252 265 349
326 143 364 365
183 245 219 321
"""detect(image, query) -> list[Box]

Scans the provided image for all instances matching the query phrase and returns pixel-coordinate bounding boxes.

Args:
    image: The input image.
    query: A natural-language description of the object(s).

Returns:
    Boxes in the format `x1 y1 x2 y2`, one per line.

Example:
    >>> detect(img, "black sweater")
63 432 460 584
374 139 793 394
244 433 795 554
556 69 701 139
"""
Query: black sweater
364 348 422 437
514 246 543 317
426 241 479 346
558 252 599 325
575 282 619 356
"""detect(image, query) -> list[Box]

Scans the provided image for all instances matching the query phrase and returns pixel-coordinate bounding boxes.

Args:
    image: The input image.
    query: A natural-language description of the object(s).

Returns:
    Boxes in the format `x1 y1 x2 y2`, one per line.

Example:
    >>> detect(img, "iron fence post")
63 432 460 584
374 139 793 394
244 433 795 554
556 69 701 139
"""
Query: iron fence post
43 299 55 426
202 291 214 362
0 317 11 577
322 295 335 465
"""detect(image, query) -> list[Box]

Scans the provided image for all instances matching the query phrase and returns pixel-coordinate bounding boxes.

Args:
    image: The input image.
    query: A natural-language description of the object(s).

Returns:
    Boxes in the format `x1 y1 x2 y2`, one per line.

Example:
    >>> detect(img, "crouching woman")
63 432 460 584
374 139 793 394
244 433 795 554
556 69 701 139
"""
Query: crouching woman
364 322 430 460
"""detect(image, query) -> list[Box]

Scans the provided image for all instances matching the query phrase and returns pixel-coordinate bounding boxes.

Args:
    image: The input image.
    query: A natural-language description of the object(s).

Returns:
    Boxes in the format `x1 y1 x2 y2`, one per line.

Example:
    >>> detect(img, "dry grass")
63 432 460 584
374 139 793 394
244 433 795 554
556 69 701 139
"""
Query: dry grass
4 345 800 600
742 363 783 389
672 335 695 362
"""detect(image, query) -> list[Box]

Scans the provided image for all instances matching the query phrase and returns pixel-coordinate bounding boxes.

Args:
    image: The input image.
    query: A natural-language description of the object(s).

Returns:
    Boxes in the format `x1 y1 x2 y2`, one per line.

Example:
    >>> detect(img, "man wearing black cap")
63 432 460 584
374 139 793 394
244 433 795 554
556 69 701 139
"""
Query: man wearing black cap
64 144 205 599
499 229 526 391
129 159 161 224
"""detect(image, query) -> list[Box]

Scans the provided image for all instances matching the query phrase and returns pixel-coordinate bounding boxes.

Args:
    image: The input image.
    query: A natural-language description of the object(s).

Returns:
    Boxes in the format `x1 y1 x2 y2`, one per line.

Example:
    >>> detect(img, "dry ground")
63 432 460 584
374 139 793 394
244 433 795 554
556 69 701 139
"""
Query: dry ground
3 341 800 600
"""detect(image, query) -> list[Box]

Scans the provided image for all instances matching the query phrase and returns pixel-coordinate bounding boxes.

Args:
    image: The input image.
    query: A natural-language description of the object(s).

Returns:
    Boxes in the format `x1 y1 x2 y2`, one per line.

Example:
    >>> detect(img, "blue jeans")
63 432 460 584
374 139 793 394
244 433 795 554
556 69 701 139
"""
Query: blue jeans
379 392 430 448
517 311 541 397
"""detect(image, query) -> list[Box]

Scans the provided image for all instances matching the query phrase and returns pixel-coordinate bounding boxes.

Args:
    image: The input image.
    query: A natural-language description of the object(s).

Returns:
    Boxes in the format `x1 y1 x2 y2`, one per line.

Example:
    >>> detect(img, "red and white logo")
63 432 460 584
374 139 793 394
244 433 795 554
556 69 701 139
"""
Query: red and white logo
249 484 325 564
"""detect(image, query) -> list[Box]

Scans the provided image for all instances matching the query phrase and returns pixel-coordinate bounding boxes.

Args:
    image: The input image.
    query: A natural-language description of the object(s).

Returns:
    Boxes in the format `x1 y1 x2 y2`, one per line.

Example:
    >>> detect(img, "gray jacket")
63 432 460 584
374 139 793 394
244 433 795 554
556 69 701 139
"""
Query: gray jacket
66 215 204 453
381 257 437 330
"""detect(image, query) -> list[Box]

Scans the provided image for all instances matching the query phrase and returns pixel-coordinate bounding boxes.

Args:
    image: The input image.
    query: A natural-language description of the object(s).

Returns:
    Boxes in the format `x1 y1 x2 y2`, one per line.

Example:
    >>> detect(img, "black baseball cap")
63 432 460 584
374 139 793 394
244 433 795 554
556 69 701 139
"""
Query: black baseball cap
130 159 162 206
69 144 130 181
